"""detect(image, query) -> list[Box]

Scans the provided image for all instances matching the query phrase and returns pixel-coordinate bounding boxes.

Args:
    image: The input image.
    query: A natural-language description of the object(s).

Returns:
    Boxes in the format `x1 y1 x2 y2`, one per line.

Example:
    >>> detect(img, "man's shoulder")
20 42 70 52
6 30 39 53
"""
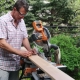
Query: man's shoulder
0 13 10 22
20 19 26 25
21 19 25 23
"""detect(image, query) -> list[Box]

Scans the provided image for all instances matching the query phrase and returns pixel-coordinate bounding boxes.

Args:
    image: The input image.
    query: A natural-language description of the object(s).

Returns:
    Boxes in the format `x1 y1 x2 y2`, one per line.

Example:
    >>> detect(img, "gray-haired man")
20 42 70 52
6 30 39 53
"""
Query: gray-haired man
0 0 36 80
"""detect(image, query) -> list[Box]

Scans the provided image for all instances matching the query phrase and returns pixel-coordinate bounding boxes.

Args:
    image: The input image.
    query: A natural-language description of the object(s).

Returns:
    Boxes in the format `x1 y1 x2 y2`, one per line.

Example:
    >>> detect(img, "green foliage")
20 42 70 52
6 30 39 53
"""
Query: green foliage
24 12 36 27
0 0 80 27
50 34 80 79
0 0 15 16
67 0 80 26
25 0 75 26
49 0 75 24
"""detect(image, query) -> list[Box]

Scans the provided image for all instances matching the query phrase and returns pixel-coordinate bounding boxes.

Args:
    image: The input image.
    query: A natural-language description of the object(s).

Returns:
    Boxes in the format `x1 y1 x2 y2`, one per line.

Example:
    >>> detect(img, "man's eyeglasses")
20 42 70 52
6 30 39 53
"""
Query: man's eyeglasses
17 10 26 17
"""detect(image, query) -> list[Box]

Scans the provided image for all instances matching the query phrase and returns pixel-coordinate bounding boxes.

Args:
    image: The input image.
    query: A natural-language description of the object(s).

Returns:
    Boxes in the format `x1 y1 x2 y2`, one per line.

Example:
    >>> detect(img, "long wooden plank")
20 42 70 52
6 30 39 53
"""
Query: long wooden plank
29 55 74 80
21 47 74 80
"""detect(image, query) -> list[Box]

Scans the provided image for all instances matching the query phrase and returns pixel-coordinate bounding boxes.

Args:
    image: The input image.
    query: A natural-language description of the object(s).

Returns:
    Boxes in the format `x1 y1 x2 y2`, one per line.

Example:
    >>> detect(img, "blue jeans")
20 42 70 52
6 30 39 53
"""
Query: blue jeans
0 69 19 80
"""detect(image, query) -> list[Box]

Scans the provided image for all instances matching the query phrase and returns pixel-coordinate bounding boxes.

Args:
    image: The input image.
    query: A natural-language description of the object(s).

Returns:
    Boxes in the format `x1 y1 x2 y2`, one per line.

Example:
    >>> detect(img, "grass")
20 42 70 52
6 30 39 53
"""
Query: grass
19 70 31 80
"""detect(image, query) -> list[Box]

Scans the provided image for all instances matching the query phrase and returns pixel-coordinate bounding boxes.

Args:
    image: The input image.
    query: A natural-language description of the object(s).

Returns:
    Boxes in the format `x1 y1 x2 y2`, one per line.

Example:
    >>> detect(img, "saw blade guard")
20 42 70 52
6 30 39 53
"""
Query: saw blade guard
33 27 51 47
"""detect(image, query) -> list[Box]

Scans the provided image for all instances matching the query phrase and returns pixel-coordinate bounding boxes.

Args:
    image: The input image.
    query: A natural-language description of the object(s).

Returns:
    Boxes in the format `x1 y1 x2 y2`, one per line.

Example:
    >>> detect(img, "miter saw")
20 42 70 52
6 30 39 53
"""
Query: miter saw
29 20 61 64
19 20 66 80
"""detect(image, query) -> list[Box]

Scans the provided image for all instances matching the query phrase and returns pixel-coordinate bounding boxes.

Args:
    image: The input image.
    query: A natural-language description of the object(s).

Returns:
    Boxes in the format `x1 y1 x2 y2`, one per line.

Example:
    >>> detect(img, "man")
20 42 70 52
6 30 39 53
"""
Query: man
0 0 36 80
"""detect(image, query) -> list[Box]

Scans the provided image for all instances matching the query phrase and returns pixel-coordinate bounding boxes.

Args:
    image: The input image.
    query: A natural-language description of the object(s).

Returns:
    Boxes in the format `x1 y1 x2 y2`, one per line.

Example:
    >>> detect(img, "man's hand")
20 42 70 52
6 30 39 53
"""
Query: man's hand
19 50 33 58
20 47 37 57
29 48 37 55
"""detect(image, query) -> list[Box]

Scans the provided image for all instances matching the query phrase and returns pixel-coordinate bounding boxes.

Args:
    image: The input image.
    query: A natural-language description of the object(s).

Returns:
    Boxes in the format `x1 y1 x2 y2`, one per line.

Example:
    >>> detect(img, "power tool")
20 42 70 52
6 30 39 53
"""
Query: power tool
19 20 66 80
29 20 61 64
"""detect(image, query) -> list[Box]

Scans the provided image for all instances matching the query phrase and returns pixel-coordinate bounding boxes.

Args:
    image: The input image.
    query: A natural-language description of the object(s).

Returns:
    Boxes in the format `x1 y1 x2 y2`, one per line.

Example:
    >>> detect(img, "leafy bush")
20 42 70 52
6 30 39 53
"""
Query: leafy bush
50 34 80 79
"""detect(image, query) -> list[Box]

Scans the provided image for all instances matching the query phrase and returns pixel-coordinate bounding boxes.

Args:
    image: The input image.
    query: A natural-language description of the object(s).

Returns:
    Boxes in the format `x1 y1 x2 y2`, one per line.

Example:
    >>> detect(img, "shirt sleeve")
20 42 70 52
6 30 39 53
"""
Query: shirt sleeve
21 19 28 38
0 19 7 39
24 26 28 38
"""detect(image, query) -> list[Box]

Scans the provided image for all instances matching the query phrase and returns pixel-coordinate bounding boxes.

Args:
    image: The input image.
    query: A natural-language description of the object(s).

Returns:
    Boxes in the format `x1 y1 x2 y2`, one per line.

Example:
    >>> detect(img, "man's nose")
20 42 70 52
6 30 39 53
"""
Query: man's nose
20 15 24 19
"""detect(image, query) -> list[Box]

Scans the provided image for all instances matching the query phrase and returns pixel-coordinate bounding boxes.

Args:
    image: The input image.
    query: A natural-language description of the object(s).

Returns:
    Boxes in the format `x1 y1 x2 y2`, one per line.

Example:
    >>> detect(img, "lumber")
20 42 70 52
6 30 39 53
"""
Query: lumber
21 47 75 80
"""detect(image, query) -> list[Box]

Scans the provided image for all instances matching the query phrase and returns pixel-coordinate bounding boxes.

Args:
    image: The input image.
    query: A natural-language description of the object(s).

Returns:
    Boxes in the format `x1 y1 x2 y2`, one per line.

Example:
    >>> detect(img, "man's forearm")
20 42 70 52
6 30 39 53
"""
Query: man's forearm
0 39 21 55
22 38 31 51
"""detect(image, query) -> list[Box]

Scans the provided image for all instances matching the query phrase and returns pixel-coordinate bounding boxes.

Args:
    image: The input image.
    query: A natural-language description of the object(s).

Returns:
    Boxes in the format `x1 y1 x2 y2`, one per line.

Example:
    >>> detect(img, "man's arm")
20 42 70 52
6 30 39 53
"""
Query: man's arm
0 38 32 57
22 38 32 51
22 38 37 54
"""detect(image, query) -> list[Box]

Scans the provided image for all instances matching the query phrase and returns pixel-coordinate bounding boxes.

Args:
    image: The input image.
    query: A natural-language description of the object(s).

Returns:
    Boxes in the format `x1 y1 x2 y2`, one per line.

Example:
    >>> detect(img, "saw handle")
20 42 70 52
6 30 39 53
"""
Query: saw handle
33 20 43 31
32 21 48 41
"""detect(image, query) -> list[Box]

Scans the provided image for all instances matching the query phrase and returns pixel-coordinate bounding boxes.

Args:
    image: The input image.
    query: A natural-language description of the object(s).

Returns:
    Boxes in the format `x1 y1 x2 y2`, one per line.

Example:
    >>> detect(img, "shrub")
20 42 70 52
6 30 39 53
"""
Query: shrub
50 34 80 79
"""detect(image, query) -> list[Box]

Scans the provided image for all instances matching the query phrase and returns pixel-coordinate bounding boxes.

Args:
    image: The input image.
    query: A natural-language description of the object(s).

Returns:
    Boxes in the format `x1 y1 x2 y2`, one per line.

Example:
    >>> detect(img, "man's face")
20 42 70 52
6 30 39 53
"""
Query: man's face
14 7 27 20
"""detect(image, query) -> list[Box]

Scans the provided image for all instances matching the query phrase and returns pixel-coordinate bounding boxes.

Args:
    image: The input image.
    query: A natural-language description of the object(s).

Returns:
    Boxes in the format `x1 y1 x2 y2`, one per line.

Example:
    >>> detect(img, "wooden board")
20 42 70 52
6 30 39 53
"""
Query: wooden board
21 47 74 80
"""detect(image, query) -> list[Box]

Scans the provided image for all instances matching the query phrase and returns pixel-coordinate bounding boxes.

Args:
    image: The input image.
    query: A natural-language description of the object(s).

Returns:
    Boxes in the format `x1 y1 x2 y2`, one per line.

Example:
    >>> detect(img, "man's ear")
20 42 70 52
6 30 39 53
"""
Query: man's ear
13 7 17 11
